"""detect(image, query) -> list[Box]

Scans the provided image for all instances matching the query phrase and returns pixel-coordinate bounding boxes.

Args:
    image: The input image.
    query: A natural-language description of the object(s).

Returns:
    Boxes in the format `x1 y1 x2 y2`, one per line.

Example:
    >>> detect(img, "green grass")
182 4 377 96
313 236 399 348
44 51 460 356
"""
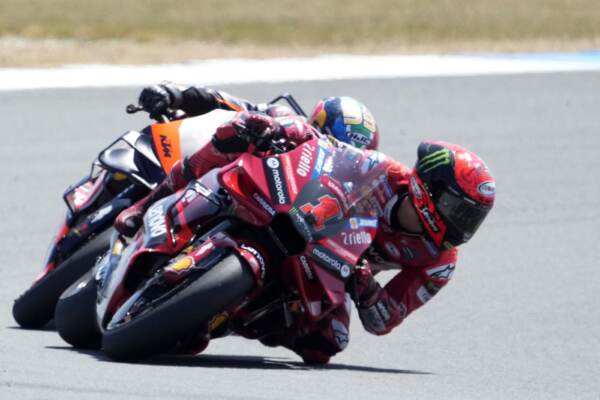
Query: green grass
2 0 600 47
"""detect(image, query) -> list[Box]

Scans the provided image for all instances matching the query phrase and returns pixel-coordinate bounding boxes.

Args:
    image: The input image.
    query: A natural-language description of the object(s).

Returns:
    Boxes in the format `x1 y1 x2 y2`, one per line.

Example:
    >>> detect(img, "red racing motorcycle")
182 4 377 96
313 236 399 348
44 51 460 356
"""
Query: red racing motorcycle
57 131 388 361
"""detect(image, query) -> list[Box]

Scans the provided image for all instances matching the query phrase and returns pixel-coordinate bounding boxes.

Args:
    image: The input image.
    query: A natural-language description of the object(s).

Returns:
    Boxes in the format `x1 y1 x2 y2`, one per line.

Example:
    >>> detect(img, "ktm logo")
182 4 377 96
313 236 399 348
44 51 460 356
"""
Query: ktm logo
160 134 172 158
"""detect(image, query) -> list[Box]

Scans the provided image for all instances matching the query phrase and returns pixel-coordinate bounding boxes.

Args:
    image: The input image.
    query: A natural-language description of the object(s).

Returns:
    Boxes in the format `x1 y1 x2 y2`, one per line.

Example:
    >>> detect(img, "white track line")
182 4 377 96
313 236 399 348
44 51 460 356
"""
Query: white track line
2 54 600 91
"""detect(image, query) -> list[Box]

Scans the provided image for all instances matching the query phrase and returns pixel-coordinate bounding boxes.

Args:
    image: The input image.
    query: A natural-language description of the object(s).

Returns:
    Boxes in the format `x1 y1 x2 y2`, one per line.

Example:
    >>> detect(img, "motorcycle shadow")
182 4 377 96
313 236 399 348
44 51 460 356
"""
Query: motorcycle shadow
8 320 56 331
45 347 431 375
148 354 433 374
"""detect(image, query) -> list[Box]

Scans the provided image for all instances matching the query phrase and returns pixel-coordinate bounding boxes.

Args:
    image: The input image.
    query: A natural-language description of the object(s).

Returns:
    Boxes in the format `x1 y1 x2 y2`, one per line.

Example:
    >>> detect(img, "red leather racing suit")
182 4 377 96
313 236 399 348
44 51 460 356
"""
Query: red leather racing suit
288 155 458 363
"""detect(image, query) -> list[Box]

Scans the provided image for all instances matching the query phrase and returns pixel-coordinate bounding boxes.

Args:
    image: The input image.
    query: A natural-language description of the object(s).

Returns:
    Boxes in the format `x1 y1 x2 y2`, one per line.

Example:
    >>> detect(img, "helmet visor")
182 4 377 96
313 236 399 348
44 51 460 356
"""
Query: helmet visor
436 190 491 246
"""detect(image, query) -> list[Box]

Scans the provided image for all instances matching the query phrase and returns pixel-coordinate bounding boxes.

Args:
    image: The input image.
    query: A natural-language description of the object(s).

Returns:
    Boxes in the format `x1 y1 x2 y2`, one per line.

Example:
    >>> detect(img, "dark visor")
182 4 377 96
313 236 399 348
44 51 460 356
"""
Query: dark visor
435 190 490 245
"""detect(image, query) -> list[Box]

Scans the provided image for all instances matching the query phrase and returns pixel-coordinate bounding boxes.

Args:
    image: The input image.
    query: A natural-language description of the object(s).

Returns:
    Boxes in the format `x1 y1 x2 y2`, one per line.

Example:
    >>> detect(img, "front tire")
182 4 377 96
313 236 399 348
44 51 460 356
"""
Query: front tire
12 228 112 329
55 270 101 349
102 254 255 362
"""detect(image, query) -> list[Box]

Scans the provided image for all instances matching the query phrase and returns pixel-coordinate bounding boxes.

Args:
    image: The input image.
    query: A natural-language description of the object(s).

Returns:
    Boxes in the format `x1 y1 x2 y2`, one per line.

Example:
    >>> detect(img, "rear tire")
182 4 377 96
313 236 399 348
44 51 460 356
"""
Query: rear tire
12 228 112 329
102 254 255 362
55 270 101 349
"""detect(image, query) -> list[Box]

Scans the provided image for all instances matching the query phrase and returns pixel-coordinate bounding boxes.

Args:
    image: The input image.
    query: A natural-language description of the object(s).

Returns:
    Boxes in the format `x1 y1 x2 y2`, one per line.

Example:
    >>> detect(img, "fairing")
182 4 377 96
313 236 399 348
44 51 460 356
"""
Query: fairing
98 130 164 188
104 136 388 331
150 110 235 173
219 138 385 319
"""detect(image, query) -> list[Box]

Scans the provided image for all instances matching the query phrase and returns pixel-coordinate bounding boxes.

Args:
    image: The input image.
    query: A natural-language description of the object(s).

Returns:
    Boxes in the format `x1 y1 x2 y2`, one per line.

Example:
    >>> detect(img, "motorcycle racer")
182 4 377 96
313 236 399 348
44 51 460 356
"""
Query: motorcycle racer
257 140 495 364
115 111 495 365
138 82 379 150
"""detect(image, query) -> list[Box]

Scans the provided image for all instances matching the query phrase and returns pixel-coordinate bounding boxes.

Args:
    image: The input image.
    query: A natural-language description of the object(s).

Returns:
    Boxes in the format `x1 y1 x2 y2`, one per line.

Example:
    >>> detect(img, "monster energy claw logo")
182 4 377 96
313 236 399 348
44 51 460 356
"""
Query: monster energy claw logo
419 149 451 173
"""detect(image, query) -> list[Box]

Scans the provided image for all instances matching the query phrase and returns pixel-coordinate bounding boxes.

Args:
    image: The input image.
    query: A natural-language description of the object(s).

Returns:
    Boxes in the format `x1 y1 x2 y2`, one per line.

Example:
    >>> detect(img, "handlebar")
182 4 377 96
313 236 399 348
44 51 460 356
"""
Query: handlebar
126 104 186 123
231 121 288 154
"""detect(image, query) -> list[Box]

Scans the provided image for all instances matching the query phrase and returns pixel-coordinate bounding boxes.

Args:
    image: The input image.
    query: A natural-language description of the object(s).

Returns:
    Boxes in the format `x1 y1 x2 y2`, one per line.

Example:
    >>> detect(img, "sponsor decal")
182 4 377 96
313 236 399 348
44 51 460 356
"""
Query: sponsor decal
265 157 289 205
152 123 182 173
252 192 276 216
240 244 266 278
360 151 385 174
410 176 422 199
299 255 314 280
384 241 401 259
299 195 341 230
169 256 194 273
311 246 351 278
362 107 377 133
478 181 496 198
426 263 455 280
193 182 213 198
146 202 167 238
416 286 432 304
420 207 440 233
322 155 334 174
296 143 314 177
314 147 326 175
323 177 350 210
208 312 229 332
73 181 94 207
91 205 113 223
349 218 377 231
331 319 349 350
282 155 298 195
323 238 358 262
341 231 372 246
192 241 214 258
289 208 314 241
160 134 172 158
418 148 451 173
340 264 351 279
348 131 371 147
343 181 354 194
354 217 377 229
266 157 280 169
182 188 200 204
111 240 124 256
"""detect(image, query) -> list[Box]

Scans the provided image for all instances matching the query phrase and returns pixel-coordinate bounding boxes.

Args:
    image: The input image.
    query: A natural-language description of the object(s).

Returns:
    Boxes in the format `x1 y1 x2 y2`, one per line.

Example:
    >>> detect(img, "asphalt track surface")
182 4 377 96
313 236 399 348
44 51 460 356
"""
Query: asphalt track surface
1 73 599 399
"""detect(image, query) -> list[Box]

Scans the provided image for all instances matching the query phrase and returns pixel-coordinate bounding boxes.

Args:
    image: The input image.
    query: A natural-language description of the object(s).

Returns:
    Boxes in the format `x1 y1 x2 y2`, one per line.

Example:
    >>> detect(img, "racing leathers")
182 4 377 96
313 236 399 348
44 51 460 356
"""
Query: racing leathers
115 111 457 364
287 157 458 363
139 83 294 119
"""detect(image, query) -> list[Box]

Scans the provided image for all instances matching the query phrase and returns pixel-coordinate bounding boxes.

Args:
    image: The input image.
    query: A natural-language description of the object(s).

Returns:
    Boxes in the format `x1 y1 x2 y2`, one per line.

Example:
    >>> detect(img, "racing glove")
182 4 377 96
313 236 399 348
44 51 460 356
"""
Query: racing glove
349 262 381 308
138 82 184 119
212 113 281 154
348 262 397 335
